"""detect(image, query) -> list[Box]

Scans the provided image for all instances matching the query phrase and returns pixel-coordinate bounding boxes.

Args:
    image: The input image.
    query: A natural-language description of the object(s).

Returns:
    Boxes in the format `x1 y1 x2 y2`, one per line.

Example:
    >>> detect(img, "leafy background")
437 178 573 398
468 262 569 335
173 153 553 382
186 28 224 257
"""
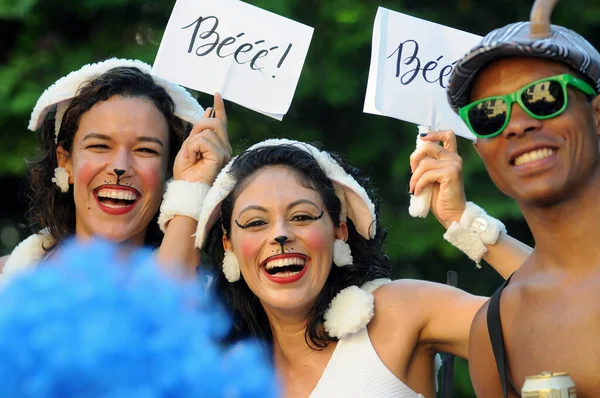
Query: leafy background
1 0 598 395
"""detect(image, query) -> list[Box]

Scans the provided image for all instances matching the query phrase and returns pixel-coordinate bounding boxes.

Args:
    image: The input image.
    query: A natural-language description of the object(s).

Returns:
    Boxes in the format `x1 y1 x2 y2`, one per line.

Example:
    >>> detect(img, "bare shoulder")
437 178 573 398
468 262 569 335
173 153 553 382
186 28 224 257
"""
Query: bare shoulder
0 255 8 273
372 278 481 319
373 278 453 302
370 278 469 339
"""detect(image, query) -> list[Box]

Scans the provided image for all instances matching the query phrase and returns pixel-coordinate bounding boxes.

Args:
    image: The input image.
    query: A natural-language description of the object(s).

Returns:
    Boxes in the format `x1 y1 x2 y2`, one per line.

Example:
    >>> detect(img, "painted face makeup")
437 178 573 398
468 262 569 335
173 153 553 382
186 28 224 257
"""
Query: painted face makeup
225 165 343 314
62 95 170 244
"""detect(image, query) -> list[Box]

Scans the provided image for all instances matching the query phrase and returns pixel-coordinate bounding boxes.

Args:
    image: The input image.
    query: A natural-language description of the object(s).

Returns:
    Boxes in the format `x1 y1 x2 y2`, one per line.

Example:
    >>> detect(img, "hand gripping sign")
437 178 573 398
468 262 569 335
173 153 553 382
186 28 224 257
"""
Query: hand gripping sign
153 0 314 120
364 7 482 217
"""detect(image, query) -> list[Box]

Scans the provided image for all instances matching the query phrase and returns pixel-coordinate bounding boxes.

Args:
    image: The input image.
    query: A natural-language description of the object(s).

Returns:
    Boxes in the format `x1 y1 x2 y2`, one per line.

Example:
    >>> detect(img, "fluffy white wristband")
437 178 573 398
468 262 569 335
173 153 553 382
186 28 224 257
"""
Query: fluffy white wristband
157 180 211 233
443 202 506 267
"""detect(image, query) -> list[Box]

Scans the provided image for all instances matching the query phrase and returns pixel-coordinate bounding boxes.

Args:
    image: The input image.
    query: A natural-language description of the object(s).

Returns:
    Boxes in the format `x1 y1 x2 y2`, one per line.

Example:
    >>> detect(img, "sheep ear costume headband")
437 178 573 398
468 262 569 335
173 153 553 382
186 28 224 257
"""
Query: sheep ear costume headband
28 58 205 142
194 138 377 249
194 138 390 339
28 57 205 194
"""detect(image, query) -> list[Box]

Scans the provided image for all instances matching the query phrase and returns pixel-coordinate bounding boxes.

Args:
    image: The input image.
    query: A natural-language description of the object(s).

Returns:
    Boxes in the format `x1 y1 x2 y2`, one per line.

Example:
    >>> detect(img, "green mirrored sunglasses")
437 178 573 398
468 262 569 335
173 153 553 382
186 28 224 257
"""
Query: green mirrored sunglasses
459 74 597 139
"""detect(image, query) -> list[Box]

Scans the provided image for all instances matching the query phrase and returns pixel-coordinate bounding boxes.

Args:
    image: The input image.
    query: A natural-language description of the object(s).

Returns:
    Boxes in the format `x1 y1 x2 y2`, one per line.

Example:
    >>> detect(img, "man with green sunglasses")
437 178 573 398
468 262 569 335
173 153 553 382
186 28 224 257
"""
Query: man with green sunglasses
446 16 600 398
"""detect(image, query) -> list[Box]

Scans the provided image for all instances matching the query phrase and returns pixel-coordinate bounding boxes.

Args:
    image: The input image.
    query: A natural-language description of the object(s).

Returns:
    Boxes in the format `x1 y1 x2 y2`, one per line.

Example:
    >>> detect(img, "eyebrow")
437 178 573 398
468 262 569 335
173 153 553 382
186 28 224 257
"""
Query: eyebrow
83 133 112 142
238 205 268 218
237 199 321 218
136 136 164 147
287 199 320 211
82 133 163 147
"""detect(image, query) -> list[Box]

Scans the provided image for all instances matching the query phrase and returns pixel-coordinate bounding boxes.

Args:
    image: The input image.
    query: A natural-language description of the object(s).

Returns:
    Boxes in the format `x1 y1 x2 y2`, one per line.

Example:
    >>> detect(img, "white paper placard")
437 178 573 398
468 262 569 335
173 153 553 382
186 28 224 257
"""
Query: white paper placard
364 7 482 139
152 0 314 120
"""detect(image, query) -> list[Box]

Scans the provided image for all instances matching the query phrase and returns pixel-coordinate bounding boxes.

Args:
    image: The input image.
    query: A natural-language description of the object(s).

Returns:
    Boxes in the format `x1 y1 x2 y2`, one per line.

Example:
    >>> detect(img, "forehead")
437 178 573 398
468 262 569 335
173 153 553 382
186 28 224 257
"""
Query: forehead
233 165 324 210
75 95 169 142
469 57 574 101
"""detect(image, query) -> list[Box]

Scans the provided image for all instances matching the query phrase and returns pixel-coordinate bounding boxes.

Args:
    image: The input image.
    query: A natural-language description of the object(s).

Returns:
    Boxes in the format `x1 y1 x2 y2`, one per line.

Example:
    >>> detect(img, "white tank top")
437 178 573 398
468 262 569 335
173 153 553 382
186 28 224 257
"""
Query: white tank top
310 326 425 397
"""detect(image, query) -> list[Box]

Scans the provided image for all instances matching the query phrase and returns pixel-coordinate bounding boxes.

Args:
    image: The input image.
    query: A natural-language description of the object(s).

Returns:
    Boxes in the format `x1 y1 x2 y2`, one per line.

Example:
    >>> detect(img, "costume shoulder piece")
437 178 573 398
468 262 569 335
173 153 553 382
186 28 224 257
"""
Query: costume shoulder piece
1 230 55 286
323 278 391 339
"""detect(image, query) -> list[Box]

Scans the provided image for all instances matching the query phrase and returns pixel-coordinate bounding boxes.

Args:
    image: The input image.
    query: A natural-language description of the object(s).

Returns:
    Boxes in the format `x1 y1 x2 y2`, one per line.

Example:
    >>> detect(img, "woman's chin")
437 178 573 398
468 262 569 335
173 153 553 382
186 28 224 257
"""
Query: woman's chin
258 290 319 316
83 226 145 245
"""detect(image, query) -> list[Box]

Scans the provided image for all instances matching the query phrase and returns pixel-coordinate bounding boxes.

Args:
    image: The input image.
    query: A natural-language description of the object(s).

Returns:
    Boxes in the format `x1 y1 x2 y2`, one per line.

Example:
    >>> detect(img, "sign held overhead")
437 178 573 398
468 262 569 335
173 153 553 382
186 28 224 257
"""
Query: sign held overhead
364 7 482 139
153 0 314 120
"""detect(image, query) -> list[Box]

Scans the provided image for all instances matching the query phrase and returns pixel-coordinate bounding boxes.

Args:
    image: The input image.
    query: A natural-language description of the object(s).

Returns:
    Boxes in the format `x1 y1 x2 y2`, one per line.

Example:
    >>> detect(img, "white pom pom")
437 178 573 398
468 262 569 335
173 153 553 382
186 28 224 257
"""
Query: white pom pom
51 167 70 193
333 239 353 267
222 250 241 283
323 285 374 339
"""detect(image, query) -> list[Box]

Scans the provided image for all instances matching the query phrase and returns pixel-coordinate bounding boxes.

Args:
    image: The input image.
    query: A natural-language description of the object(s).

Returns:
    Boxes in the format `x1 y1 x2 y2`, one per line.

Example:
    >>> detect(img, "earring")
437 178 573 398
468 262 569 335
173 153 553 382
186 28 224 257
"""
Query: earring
333 239 353 267
222 250 241 283
52 167 70 193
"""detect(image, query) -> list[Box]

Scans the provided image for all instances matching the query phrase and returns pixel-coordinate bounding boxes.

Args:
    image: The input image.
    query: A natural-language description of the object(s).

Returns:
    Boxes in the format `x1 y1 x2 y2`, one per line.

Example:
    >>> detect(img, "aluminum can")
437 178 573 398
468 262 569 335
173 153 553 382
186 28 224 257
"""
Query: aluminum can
521 372 576 398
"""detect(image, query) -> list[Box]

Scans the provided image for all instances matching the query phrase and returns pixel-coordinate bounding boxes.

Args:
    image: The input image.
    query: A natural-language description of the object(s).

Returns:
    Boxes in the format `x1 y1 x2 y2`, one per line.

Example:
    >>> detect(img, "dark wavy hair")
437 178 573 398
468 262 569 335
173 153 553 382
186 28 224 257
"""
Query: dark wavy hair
26 66 192 249
204 144 391 350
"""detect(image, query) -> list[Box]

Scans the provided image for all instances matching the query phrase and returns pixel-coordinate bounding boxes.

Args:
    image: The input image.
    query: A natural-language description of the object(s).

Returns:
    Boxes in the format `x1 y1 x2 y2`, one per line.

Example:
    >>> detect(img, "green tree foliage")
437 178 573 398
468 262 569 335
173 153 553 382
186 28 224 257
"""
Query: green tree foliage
1 0 599 395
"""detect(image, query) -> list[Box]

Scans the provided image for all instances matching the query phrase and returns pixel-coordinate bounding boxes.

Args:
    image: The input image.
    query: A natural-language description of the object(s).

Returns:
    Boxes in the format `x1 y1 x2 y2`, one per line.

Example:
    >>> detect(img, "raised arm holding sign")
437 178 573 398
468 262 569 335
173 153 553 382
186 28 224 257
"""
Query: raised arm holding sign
364 7 533 276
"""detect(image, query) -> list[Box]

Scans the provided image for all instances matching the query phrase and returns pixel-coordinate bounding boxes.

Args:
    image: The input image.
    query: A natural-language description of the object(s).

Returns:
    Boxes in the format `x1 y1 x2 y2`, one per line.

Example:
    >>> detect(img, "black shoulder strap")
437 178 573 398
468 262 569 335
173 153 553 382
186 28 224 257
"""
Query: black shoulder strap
487 274 514 398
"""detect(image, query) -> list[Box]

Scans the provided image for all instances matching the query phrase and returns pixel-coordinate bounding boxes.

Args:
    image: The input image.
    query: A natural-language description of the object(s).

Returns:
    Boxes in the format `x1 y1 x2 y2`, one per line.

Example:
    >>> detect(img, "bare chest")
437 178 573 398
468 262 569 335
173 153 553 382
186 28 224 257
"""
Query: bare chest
502 283 600 397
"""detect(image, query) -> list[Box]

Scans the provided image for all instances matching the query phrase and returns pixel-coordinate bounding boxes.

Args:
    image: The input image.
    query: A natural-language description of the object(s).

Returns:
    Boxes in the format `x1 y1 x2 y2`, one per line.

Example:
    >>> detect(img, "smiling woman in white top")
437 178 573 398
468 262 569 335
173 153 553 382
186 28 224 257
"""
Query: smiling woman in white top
194 138 531 397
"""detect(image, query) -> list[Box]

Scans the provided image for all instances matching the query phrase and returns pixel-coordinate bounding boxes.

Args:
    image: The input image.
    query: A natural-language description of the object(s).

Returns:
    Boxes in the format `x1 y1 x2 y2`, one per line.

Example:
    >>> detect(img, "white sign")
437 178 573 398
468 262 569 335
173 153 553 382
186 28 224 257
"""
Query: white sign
364 7 482 139
153 0 314 120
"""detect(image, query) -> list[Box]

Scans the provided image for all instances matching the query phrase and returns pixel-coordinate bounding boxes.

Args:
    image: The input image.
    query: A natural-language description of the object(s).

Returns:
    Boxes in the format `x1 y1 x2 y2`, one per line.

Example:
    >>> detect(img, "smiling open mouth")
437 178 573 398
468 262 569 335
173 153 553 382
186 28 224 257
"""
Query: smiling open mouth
96 188 139 208
512 148 556 166
264 256 307 280
93 186 140 215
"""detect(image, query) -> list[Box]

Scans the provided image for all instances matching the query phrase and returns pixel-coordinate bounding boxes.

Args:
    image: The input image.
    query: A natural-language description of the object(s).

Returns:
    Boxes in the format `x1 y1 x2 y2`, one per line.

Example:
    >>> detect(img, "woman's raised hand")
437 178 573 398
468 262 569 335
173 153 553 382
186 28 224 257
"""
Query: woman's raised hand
173 92 232 185
409 130 466 229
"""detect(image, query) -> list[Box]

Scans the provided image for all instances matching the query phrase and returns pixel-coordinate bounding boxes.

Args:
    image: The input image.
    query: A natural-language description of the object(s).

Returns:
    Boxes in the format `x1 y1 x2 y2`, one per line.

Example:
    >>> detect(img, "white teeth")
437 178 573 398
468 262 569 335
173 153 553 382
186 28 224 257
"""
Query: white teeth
265 257 305 270
102 201 128 209
97 188 138 201
270 270 301 278
514 148 555 166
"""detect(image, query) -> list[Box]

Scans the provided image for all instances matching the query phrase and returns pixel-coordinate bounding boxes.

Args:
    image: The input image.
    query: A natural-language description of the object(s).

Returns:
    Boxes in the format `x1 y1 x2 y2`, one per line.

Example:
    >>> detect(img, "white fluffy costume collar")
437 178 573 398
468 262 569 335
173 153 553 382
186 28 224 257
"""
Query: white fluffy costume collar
194 138 386 339
1 230 54 286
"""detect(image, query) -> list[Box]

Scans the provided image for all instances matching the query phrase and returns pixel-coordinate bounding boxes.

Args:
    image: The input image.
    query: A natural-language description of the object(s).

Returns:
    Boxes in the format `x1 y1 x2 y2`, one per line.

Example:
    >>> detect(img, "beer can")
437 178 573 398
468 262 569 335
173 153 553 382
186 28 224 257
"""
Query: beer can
521 372 576 398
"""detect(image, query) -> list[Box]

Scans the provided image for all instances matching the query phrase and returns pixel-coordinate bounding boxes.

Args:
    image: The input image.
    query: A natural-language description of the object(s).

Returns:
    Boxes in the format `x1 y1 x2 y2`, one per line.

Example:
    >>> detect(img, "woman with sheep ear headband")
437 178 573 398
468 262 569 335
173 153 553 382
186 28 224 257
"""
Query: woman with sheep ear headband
0 58 232 282
195 138 528 397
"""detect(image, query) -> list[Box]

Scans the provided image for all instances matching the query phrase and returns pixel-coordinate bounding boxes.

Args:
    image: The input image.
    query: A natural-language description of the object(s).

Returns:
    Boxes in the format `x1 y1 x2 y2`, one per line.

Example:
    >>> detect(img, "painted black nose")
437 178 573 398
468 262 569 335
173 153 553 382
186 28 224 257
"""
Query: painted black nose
114 169 126 177
274 236 288 245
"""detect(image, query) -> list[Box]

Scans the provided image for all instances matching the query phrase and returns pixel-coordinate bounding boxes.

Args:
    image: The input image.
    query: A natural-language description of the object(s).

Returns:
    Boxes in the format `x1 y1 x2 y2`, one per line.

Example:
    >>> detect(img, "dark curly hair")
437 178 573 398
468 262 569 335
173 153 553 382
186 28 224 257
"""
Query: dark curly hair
26 66 192 249
203 144 391 350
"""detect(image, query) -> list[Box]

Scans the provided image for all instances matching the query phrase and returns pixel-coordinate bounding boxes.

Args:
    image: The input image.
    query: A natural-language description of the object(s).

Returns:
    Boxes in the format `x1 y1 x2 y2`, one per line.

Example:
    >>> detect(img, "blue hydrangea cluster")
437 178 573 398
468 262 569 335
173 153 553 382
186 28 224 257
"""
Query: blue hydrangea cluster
0 239 278 397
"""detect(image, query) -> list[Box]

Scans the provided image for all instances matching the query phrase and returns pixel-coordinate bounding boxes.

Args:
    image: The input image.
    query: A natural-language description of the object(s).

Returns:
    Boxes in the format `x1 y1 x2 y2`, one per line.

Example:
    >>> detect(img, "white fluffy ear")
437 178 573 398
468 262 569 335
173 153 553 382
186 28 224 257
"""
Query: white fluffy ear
52 167 70 193
222 250 241 283
333 239 353 267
